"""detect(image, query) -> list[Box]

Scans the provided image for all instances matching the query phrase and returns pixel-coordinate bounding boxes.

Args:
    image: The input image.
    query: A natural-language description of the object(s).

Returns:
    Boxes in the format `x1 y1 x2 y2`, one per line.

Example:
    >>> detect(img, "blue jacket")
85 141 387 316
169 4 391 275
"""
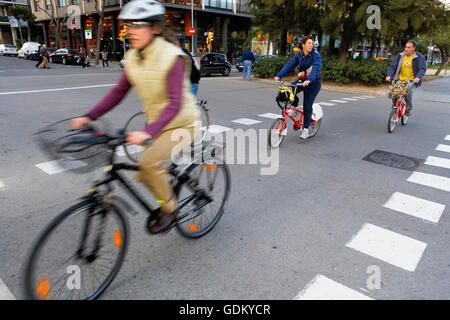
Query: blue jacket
241 50 255 63
387 51 426 86
276 48 322 83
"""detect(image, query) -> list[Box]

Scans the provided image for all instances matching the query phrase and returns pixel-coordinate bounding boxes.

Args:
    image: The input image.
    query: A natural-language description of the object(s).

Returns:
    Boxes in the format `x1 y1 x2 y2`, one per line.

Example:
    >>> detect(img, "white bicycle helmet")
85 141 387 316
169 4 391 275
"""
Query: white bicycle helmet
119 0 165 22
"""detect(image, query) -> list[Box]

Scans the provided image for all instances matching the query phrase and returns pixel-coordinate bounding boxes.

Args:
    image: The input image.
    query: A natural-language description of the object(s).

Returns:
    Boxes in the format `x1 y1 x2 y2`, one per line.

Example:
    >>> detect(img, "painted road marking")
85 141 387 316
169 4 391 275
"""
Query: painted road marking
294 274 373 300
407 172 450 192
346 223 427 272
0 277 15 300
258 113 282 119
0 84 115 95
436 144 450 153
115 145 144 157
383 192 445 224
35 159 86 175
425 156 450 169
352 96 369 99
0 179 4 189
445 135 450 141
205 124 233 134
316 102 336 106
329 99 348 103
231 118 262 126
342 98 359 101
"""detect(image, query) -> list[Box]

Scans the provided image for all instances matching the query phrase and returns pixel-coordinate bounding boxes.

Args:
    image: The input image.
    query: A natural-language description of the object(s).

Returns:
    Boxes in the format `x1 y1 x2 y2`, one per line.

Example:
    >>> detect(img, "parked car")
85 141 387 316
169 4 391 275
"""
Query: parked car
17 42 40 60
198 52 231 76
49 49 80 65
236 54 264 72
0 44 18 56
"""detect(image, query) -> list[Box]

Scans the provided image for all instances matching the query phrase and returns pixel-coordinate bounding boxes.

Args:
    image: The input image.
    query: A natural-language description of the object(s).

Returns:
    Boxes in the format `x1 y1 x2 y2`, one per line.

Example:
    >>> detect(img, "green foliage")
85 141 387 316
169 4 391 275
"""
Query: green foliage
253 56 293 78
254 56 391 85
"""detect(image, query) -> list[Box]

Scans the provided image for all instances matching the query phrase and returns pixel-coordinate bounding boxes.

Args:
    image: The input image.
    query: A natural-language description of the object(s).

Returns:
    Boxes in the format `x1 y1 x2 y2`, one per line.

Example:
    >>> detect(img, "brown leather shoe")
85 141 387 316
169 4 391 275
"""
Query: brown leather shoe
149 210 178 234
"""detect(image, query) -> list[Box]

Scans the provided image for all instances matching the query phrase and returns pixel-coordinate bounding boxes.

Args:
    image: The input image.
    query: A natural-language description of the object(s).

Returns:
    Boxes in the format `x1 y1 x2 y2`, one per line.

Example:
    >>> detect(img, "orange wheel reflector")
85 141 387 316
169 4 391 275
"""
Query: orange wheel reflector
203 165 216 171
114 230 123 248
188 224 199 231
36 275 50 300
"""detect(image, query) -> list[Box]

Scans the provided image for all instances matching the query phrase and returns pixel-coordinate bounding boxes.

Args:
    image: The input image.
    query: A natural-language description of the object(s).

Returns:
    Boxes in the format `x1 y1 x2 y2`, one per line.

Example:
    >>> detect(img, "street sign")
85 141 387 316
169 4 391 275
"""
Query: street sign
188 27 196 36
85 30 92 40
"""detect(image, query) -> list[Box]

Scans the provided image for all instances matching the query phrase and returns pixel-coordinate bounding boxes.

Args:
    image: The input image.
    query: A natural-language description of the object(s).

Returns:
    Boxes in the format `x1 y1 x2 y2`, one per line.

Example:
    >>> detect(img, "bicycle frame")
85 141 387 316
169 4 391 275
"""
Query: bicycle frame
392 95 406 121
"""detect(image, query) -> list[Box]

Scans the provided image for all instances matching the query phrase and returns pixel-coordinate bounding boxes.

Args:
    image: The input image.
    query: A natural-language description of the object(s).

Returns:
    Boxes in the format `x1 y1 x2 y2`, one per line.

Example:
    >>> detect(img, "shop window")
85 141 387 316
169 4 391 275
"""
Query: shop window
205 0 232 10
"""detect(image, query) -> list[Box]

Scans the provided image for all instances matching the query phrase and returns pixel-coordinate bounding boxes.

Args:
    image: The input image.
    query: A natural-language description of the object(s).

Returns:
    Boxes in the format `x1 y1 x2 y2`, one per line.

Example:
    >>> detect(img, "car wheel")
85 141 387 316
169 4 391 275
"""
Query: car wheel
223 68 230 76
63 58 67 65
49 57 53 63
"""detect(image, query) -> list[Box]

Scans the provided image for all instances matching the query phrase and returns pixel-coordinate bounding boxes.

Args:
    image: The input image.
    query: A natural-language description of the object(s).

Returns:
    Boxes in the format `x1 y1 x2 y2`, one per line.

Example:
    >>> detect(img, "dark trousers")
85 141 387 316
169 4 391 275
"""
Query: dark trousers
35 56 43 67
291 80 322 128
102 59 109 67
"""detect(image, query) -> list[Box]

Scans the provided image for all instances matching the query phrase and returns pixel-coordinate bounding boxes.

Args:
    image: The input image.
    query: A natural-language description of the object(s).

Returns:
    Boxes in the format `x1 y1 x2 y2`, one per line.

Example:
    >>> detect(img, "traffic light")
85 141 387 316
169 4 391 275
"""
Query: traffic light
119 26 128 41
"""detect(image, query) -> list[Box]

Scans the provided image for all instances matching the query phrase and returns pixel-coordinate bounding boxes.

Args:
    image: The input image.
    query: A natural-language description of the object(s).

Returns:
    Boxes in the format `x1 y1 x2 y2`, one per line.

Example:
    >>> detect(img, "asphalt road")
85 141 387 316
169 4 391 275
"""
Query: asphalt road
0 55 449 300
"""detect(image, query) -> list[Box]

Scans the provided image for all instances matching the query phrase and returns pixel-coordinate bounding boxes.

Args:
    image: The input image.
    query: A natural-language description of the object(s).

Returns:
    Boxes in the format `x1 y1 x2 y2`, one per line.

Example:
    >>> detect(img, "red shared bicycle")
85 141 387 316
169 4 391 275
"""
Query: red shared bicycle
268 81 323 148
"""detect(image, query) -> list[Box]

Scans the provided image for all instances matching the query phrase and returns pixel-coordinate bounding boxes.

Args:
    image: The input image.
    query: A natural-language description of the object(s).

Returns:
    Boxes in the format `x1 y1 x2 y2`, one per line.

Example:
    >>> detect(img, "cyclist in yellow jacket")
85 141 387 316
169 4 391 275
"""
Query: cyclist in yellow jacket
72 0 200 233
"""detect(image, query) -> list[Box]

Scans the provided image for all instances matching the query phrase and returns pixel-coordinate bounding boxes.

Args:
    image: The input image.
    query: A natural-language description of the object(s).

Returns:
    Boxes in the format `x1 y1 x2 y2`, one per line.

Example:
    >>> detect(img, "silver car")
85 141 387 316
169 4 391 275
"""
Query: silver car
0 44 18 56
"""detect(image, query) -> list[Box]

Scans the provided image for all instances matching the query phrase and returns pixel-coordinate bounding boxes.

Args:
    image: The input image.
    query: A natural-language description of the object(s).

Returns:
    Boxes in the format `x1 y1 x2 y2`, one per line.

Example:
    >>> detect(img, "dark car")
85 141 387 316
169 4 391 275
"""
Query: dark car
198 53 231 76
49 49 80 65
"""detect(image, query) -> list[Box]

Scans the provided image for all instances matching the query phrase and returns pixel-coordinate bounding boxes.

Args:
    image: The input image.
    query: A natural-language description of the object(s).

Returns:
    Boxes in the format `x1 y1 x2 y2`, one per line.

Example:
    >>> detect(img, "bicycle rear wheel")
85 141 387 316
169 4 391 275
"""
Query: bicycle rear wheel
268 118 286 148
123 111 146 162
175 162 230 238
387 108 398 133
23 200 129 300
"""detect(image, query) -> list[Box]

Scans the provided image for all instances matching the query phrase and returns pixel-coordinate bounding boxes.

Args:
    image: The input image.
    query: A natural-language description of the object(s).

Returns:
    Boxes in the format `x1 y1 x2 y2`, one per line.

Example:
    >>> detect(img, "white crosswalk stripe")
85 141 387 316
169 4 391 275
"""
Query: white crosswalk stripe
425 156 450 169
346 223 427 272
436 144 450 153
342 98 359 101
329 99 348 103
383 192 445 223
258 113 282 119
205 124 233 134
0 179 5 190
407 172 450 192
315 102 336 106
36 159 86 175
231 118 262 125
445 135 450 141
0 277 15 300
294 274 373 300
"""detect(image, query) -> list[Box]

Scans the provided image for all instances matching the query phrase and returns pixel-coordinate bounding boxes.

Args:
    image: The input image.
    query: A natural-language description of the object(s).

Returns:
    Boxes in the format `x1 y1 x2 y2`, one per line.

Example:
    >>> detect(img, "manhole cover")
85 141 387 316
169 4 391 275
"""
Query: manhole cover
363 150 423 171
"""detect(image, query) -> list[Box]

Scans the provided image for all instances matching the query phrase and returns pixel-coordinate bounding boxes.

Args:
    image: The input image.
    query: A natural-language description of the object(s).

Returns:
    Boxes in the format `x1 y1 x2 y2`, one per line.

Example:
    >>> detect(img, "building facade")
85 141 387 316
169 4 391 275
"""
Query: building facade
29 0 253 61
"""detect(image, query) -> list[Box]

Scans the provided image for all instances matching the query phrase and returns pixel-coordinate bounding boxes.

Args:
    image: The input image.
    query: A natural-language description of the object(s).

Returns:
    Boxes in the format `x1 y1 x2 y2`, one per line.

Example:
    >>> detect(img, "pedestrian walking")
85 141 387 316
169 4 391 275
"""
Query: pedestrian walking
35 44 43 68
102 50 109 67
241 46 255 80
79 46 86 68
39 44 50 69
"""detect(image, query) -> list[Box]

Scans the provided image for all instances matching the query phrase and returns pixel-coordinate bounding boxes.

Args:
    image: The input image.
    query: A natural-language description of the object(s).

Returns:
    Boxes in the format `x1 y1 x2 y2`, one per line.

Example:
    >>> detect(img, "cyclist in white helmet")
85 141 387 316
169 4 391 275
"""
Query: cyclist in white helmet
72 0 200 233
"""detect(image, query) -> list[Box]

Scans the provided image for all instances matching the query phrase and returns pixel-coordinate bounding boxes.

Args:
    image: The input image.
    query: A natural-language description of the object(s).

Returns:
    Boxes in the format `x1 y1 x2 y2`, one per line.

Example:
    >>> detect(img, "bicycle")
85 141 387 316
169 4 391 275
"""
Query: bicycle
387 80 414 133
23 120 230 300
268 80 323 148
123 99 210 163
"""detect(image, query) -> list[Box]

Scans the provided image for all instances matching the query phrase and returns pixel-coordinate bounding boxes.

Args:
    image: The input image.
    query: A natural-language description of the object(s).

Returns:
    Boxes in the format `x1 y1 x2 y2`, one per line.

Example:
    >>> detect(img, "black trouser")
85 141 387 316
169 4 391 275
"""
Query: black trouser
35 56 43 67
102 59 109 67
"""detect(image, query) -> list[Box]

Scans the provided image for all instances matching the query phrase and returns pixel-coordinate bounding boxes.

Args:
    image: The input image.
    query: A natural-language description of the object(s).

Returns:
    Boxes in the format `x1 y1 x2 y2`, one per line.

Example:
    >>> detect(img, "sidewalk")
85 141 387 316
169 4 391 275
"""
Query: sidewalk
414 76 450 104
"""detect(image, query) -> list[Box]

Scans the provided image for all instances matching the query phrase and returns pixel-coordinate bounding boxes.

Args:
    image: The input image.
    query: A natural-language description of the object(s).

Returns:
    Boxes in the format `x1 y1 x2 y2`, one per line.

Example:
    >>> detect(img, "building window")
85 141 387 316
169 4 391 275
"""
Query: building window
46 0 52 9
57 0 66 7
72 0 80 4
205 0 232 10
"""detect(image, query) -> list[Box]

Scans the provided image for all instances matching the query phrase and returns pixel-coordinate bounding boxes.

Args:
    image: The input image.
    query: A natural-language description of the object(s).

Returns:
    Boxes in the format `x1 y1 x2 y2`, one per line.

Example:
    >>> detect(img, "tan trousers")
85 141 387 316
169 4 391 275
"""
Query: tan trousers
136 127 195 214
40 56 50 69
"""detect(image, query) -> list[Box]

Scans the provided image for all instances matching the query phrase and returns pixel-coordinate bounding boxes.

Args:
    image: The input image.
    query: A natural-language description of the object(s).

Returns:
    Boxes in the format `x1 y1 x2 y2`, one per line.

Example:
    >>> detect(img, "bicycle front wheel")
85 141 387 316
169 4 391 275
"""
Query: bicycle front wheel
23 200 129 300
268 118 286 148
387 108 398 133
175 162 230 238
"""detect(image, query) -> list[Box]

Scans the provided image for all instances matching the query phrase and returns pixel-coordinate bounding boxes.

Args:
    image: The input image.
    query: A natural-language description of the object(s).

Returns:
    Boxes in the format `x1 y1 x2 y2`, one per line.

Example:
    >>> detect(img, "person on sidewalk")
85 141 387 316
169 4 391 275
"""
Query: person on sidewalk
102 50 109 67
386 40 426 116
79 46 86 68
39 44 50 69
274 35 322 140
176 37 201 96
241 46 255 80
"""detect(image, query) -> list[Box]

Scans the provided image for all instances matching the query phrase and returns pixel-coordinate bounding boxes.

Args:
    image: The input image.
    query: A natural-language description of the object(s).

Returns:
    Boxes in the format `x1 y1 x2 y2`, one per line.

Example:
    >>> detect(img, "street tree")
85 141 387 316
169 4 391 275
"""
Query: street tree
10 5 36 44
